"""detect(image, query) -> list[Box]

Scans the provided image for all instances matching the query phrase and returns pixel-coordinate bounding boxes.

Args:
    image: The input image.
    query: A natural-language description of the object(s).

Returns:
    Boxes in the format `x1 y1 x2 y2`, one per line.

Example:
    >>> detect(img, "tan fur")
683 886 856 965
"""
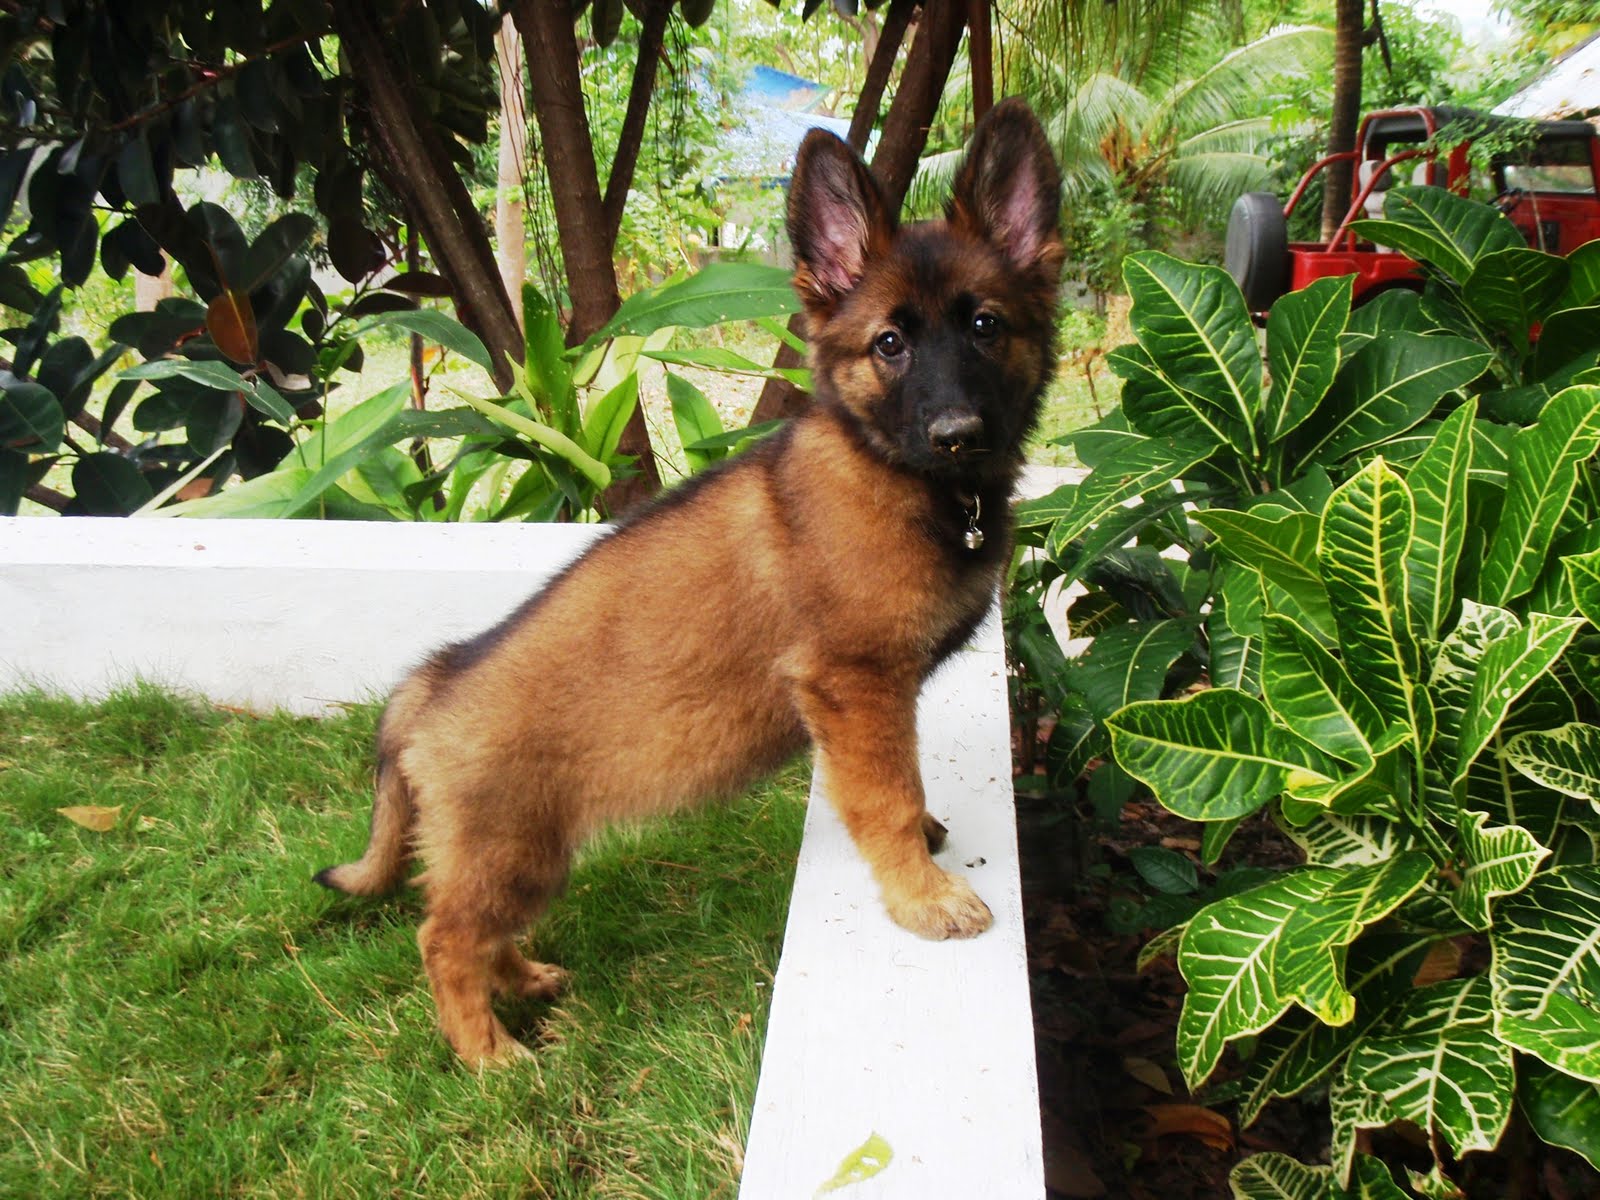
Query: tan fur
318 98 1063 1066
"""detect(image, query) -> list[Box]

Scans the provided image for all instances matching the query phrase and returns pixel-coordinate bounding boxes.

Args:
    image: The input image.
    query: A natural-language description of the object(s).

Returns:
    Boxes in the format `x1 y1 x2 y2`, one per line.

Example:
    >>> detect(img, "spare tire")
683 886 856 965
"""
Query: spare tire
1225 192 1289 312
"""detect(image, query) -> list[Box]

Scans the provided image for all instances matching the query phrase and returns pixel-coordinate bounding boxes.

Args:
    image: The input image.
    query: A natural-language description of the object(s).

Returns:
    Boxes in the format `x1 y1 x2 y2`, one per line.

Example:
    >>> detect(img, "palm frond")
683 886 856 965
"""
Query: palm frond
1149 24 1332 138
1166 150 1276 219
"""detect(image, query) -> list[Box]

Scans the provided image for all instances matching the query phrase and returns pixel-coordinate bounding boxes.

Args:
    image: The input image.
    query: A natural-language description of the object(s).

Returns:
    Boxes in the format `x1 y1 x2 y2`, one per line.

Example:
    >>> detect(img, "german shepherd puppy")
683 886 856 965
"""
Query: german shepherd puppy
317 97 1063 1066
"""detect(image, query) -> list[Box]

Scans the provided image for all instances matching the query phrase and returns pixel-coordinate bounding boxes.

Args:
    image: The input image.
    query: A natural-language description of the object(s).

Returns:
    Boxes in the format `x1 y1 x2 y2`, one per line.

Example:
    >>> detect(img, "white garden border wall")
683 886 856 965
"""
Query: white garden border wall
0 516 1042 1198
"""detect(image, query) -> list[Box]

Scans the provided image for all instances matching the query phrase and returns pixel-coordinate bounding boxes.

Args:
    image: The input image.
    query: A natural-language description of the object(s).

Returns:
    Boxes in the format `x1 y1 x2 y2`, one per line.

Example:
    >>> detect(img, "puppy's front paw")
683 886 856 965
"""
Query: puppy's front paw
920 812 948 854
886 871 992 940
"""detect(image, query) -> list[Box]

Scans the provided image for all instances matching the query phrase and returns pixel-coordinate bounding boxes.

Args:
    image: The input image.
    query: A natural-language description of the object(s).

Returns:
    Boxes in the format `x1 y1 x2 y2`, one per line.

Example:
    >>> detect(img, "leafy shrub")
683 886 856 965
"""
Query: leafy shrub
1009 183 1600 1191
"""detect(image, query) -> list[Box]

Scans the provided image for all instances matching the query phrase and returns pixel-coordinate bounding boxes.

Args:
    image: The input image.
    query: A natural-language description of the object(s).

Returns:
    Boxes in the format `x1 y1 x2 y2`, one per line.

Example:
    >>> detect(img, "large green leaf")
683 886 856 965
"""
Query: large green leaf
1197 509 1333 638
1453 611 1583 784
1450 810 1550 930
1054 486 1194 589
1332 975 1515 1182
0 380 65 452
665 371 723 472
580 372 639 464
1431 600 1522 764
1461 681 1575 845
1463 246 1572 338
1402 403 1474 641
1281 812 1401 867
1108 689 1338 821
1481 384 1600 606
1266 274 1352 442
1289 332 1489 469
1124 250 1262 456
1506 721 1600 805
1559 238 1600 311
350 308 494 377
1044 436 1215 557
1565 546 1600 627
1176 867 1339 1087
1069 618 1196 721
1108 341 1239 449
1261 614 1394 769
1490 867 1600 1082
119 357 296 425
1319 460 1433 748
1209 598 1261 692
1277 853 1433 1026
1348 185 1523 284
584 262 800 346
1238 934 1432 1127
1230 1153 1407 1200
1519 1060 1600 1171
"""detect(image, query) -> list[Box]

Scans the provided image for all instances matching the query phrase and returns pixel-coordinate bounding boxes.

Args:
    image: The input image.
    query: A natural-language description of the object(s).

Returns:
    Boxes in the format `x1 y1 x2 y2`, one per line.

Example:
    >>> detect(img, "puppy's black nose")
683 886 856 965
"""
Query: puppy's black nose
928 412 984 456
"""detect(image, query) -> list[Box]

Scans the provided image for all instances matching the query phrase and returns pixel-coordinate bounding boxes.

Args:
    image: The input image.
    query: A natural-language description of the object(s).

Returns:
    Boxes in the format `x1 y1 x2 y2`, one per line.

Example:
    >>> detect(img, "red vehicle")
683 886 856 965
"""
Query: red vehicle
1226 105 1600 311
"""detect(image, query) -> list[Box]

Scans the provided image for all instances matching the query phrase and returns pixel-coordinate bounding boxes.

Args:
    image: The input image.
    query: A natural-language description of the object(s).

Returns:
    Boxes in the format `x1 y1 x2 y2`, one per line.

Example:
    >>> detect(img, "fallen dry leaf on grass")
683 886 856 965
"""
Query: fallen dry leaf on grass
58 805 121 831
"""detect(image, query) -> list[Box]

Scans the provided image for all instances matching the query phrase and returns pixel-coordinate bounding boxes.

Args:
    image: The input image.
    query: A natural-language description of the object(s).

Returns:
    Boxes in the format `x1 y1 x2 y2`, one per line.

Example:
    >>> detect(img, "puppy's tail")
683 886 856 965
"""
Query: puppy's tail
315 697 420 897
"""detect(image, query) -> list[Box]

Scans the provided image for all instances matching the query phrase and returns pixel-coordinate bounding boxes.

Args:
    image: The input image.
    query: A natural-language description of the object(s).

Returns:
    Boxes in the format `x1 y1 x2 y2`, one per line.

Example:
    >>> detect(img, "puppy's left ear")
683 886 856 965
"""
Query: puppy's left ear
949 98 1064 280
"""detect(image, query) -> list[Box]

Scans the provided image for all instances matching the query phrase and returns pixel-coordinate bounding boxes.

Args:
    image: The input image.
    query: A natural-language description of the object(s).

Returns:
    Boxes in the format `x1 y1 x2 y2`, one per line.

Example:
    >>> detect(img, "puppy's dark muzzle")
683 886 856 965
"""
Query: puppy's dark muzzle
928 412 985 459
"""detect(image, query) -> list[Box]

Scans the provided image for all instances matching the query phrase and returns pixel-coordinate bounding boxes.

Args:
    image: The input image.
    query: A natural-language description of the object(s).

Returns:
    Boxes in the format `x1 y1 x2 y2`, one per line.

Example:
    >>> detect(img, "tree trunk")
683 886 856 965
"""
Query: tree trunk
513 0 621 345
332 0 521 391
513 0 659 513
847 0 914 153
967 0 993 121
750 0 969 425
496 18 528 330
134 263 172 312
1321 0 1367 242
603 0 671 251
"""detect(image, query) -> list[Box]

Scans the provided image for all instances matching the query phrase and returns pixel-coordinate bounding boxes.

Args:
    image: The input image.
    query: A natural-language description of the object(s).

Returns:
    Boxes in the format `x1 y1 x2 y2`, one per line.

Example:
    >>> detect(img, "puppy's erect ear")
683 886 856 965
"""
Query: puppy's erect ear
787 129 896 312
948 97 1064 280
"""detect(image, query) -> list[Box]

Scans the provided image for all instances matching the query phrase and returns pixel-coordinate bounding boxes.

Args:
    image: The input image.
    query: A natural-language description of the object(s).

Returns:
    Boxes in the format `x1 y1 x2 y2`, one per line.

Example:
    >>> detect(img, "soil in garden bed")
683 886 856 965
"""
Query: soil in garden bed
1017 775 1600 1199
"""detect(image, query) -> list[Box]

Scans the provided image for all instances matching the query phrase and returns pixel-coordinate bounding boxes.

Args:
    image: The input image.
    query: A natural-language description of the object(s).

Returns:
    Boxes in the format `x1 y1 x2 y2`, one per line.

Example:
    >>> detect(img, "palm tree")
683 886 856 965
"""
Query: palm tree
908 22 1330 298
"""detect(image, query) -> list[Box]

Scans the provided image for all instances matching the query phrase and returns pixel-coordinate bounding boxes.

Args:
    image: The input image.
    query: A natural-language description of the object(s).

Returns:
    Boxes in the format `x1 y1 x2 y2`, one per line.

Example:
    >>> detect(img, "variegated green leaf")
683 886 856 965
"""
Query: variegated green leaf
1519 1059 1600 1171
1202 814 1246 865
1349 185 1524 284
1461 681 1575 845
1450 810 1550 930
1108 690 1339 821
1053 486 1193 588
1431 600 1522 764
1491 866 1600 1082
1277 853 1434 1026
1176 868 1339 1087
1044 437 1215 557
1124 250 1262 457
1481 384 1600 606
1564 546 1600 628
1319 460 1433 748
1505 721 1600 803
1238 934 1433 1128
1332 975 1514 1182
1463 246 1572 336
1108 342 1237 450
1209 600 1261 692
1403 403 1474 642
1281 812 1402 867
1230 1152 1406 1200
1266 275 1353 442
1261 614 1394 769
1201 508 1335 639
1453 612 1583 785
1290 333 1490 469
1070 619 1197 721
1138 921 1186 972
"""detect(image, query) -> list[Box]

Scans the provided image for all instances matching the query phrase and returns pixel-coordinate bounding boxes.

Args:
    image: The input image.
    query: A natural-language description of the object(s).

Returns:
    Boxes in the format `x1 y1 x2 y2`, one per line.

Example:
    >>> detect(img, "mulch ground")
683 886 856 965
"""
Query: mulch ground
1016 780 1600 1200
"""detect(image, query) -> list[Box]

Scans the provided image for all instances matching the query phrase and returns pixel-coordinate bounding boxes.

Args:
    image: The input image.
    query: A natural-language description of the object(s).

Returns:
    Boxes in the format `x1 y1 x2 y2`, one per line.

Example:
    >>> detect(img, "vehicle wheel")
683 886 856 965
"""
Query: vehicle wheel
1225 192 1289 312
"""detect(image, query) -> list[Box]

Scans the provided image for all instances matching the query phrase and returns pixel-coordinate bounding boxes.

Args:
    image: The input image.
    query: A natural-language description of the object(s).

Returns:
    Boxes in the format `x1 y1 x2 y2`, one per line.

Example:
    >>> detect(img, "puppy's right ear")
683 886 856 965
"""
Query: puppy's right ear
787 130 896 314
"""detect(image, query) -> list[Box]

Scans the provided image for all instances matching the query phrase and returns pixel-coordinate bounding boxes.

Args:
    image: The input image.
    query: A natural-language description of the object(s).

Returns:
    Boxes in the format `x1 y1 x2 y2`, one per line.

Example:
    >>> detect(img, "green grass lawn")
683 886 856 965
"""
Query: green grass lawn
0 688 808 1199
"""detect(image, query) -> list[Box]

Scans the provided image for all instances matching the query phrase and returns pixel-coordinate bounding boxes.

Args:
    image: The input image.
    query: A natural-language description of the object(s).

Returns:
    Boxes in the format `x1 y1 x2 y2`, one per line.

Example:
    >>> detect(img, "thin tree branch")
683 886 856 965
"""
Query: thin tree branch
603 0 671 250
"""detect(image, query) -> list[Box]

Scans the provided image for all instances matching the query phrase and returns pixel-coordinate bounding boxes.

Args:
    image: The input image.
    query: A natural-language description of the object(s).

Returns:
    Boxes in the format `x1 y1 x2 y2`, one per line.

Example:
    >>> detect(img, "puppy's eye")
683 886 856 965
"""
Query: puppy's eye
874 330 905 358
972 311 1000 339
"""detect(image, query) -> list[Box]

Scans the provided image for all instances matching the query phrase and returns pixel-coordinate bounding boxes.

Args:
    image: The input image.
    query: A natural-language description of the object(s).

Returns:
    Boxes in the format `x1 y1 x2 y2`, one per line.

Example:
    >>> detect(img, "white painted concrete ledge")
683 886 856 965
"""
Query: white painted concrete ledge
0 517 1042 1199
